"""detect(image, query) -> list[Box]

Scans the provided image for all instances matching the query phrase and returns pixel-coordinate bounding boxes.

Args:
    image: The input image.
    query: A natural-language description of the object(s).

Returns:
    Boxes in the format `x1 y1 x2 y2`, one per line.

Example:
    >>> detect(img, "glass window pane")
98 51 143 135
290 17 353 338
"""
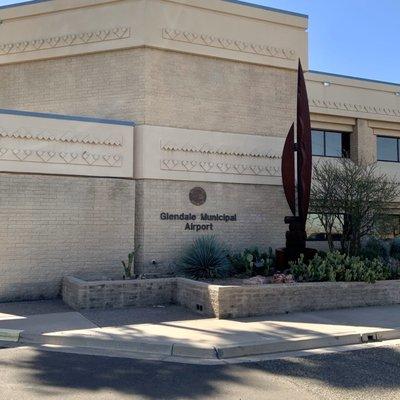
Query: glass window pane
376 214 400 239
325 132 342 157
312 130 324 156
377 136 398 161
306 213 342 241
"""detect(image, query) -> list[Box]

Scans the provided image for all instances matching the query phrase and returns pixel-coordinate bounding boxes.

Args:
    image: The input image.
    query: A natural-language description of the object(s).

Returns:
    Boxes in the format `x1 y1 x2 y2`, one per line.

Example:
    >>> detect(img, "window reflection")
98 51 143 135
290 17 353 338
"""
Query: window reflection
311 130 324 156
306 213 342 241
311 130 349 158
325 132 342 157
377 136 399 162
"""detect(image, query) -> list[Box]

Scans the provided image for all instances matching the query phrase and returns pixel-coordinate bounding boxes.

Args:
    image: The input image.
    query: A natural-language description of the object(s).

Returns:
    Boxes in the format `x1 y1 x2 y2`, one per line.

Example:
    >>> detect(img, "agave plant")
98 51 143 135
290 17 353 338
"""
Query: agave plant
180 235 230 280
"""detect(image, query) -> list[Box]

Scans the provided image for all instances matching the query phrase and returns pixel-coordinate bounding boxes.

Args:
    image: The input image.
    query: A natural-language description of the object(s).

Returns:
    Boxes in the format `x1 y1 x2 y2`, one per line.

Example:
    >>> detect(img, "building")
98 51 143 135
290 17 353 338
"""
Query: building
0 0 399 301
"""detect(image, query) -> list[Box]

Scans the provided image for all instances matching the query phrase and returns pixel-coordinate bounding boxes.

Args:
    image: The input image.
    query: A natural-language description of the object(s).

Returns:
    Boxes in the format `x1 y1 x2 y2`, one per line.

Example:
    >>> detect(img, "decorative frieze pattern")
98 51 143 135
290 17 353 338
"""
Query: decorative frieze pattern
311 98 400 118
0 127 122 146
160 141 281 159
0 147 122 167
162 28 296 60
161 159 280 177
160 140 281 177
0 27 131 56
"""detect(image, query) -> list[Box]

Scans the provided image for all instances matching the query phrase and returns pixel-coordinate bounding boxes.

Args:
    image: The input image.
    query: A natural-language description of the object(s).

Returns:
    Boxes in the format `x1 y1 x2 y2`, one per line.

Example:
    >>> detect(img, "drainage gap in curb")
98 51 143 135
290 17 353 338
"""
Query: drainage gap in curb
361 333 382 343
214 347 221 359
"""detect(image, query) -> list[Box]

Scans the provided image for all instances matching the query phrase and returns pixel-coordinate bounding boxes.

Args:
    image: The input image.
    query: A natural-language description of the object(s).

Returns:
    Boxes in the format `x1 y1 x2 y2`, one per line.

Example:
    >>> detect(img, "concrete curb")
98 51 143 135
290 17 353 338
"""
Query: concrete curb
0 329 21 343
20 333 173 356
18 328 400 360
216 333 364 359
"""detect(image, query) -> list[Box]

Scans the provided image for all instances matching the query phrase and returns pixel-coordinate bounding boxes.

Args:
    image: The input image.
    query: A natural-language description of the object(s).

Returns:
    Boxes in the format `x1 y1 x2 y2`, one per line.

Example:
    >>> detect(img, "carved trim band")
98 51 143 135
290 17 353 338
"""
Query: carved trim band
160 141 281 159
0 147 122 167
162 28 296 60
0 27 131 56
161 159 280 177
0 128 122 146
311 98 400 117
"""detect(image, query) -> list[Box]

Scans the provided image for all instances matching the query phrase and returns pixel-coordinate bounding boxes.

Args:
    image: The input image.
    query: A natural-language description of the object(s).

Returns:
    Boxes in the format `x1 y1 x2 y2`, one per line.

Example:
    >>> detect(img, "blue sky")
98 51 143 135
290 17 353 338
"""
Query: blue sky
1 0 399 84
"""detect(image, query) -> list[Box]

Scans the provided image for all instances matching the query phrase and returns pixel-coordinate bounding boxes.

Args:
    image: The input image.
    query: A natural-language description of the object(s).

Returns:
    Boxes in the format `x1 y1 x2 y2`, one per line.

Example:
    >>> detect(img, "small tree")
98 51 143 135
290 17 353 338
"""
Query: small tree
310 158 399 256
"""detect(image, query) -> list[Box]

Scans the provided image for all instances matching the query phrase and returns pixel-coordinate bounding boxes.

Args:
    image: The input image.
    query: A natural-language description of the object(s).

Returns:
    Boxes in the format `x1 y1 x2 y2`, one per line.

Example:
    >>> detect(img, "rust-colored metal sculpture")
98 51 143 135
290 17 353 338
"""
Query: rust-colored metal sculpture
277 60 316 266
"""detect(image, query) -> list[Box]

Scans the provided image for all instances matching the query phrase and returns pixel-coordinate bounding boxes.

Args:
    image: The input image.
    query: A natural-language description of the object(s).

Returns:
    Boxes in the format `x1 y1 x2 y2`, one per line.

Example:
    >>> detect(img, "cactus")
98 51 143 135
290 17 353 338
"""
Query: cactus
122 250 136 279
228 247 275 277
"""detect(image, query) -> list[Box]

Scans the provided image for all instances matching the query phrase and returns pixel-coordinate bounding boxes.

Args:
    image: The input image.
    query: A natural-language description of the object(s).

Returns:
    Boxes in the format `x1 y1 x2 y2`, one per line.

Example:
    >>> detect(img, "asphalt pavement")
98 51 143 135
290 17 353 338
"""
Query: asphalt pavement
1 344 400 400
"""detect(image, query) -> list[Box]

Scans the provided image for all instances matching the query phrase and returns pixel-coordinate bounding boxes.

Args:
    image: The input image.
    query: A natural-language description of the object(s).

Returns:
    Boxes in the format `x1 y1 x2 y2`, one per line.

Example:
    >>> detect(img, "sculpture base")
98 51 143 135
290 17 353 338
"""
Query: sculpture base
275 247 317 269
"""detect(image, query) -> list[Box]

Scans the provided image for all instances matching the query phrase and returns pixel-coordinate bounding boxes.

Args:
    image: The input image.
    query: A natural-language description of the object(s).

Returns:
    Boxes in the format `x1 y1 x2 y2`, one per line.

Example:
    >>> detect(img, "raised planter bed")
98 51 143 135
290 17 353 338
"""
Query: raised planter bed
62 276 400 319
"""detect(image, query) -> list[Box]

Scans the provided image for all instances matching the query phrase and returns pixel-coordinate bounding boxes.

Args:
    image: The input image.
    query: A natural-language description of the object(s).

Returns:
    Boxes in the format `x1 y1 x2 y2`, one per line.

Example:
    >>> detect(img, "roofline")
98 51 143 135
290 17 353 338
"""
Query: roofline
0 0 53 10
309 70 400 88
223 0 308 18
0 108 136 126
0 0 309 19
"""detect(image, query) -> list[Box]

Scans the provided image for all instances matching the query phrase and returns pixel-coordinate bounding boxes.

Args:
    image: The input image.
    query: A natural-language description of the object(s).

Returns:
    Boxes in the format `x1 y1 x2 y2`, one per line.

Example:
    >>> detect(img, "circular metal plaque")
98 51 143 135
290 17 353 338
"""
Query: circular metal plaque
189 187 207 206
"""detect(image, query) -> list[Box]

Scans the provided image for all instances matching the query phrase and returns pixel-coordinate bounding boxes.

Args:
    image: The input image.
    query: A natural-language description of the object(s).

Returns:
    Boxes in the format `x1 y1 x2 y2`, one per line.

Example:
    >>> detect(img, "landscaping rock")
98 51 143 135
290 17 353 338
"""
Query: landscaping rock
243 275 268 285
272 274 294 284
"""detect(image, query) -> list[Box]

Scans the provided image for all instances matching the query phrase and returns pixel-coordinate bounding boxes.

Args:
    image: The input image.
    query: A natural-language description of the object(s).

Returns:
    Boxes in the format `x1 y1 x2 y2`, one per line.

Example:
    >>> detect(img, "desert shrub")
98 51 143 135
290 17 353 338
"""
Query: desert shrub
361 237 389 261
290 251 389 284
390 238 400 260
180 235 230 280
227 247 275 277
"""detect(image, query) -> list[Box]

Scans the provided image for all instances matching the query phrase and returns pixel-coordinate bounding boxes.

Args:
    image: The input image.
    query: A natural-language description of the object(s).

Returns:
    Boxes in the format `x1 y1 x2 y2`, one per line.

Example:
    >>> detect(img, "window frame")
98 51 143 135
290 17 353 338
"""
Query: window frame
311 129 350 158
377 135 400 163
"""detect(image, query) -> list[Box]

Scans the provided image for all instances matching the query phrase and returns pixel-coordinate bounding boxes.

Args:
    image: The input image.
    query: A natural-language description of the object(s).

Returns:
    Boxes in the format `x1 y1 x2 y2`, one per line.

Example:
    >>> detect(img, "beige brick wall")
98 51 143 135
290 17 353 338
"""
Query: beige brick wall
144 49 296 135
0 47 296 299
135 179 289 275
0 49 146 122
0 48 296 136
0 173 135 301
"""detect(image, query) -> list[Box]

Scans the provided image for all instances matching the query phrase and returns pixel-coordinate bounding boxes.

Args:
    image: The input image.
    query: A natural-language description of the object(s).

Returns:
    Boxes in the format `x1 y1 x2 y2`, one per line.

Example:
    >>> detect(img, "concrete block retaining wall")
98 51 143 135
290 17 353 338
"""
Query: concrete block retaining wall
62 276 177 310
217 280 400 318
62 276 400 318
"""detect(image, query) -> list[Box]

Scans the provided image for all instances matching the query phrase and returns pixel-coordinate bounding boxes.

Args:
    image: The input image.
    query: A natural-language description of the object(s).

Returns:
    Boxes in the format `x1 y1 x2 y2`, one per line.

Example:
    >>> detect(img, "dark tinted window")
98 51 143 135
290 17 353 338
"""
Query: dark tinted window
311 130 349 158
377 136 399 162
311 130 324 156
325 132 342 157
306 213 342 242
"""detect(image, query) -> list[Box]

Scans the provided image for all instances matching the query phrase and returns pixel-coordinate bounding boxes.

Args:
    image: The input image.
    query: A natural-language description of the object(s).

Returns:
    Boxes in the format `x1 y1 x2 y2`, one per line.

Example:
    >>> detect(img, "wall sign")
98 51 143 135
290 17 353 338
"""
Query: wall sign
189 187 207 206
160 212 237 231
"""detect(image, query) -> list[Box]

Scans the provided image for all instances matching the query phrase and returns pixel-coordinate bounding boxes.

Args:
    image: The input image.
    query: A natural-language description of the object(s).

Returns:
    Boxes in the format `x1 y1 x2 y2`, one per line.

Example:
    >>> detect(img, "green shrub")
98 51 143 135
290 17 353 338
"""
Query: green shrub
227 247 275 277
180 235 230 280
388 257 400 279
361 237 389 261
390 238 400 260
290 251 389 284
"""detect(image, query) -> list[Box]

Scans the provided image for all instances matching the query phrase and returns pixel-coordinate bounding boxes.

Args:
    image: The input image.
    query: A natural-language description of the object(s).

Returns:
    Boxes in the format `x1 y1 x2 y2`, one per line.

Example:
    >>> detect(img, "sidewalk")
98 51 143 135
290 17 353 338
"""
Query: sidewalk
1 300 400 363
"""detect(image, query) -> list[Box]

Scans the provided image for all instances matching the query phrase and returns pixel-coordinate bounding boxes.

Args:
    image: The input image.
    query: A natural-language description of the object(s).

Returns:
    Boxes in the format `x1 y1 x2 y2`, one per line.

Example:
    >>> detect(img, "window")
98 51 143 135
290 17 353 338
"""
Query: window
311 130 350 158
376 214 400 239
377 136 400 162
306 213 342 242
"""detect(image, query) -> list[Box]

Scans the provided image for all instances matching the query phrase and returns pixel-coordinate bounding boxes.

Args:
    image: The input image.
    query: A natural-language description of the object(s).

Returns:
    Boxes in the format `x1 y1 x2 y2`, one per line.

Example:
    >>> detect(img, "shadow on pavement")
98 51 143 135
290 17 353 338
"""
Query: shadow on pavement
0 348 244 399
1 345 400 399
